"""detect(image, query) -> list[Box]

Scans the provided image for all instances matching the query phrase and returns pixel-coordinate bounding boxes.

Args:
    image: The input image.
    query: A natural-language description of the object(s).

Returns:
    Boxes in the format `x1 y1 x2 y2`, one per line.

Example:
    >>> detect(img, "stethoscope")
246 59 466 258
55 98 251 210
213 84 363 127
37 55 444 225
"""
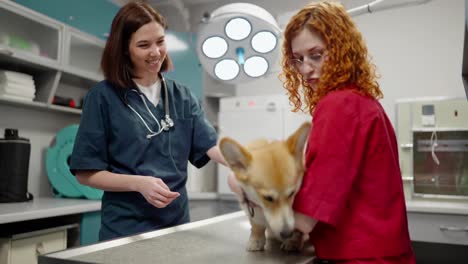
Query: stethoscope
125 74 174 139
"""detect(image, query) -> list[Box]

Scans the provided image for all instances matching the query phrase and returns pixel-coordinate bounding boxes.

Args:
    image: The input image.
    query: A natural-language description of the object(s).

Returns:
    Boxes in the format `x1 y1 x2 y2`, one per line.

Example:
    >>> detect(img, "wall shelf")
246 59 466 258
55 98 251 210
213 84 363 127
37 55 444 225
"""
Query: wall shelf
0 97 82 115
0 97 48 110
0 1 104 115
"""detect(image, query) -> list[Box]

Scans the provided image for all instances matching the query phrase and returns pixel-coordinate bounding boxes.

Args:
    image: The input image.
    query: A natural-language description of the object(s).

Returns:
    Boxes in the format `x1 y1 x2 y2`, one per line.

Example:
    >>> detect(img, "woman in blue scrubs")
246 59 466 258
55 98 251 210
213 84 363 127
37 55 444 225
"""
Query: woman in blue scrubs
70 2 226 241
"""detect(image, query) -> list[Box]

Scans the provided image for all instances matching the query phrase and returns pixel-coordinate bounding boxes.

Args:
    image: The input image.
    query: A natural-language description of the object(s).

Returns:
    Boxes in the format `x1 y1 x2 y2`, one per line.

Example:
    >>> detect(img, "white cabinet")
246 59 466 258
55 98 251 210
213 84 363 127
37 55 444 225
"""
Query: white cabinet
0 2 62 67
408 212 468 245
0 225 74 264
0 1 104 115
217 95 310 196
0 1 63 111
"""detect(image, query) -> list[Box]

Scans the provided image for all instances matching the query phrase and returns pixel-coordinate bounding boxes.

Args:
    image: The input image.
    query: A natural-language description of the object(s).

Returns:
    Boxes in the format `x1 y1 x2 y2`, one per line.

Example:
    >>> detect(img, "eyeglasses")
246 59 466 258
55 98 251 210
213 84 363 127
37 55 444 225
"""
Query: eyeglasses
288 51 326 70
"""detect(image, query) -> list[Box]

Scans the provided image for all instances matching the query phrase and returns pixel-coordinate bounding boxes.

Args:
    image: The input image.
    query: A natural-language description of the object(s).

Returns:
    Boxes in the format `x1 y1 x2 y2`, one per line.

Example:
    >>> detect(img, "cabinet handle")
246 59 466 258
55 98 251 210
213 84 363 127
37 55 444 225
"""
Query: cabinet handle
266 102 277 112
439 225 468 232
0 48 13 56
400 143 413 149
36 242 45 255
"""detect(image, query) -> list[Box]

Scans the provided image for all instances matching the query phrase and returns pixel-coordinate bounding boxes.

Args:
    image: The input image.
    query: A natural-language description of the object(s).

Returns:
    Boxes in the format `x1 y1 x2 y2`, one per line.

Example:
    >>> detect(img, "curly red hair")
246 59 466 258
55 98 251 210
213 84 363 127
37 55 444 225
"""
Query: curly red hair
279 1 382 114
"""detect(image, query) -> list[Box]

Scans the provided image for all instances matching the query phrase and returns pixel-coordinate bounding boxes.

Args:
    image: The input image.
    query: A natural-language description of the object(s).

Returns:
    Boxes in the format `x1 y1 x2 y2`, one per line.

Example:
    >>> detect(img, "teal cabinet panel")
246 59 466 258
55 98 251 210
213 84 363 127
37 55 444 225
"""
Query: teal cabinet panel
80 211 101 245
13 0 119 40
165 31 203 100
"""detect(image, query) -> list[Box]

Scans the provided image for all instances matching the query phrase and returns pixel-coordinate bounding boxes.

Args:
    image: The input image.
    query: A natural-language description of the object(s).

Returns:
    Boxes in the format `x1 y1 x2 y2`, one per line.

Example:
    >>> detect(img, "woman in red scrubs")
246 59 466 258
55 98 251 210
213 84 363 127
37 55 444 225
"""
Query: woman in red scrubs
280 1 415 263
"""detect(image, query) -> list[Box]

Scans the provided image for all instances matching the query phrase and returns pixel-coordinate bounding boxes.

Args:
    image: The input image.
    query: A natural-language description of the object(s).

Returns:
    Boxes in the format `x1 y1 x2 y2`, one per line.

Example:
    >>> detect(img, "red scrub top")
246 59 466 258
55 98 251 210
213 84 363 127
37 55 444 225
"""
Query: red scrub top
293 88 414 263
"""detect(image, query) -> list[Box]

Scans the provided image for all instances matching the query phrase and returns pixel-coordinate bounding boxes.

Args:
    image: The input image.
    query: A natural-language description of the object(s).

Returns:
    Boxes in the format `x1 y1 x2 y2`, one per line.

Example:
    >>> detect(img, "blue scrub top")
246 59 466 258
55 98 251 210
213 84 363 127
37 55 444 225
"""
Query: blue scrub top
70 78 217 241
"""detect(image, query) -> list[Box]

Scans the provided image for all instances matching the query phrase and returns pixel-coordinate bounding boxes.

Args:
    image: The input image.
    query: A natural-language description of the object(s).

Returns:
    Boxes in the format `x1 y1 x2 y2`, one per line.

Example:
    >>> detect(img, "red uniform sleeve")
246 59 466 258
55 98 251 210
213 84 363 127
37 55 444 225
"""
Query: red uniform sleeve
293 92 369 226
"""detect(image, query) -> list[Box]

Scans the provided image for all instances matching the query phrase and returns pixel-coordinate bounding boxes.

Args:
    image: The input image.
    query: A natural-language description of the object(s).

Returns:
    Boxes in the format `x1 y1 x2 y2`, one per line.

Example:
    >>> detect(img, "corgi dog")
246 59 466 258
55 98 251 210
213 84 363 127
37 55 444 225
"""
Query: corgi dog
219 122 311 251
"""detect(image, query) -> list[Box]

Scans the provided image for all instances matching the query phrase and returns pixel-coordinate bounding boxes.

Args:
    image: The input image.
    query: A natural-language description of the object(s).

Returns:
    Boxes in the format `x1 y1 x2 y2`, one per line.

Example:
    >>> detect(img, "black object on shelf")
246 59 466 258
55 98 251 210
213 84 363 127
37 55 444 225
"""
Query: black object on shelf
52 95 76 108
0 128 33 203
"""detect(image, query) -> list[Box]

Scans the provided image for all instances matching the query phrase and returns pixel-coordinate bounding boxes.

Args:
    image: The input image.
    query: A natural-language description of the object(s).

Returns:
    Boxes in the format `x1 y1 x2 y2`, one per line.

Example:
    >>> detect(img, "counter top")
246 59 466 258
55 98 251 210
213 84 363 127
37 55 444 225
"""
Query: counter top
40 211 315 264
0 197 101 224
406 199 468 215
1 197 467 225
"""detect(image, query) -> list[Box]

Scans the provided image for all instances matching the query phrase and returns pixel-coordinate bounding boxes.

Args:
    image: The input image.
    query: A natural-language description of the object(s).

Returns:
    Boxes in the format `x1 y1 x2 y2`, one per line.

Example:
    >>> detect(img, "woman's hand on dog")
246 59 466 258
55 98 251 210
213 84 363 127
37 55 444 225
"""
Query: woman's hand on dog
228 172 243 196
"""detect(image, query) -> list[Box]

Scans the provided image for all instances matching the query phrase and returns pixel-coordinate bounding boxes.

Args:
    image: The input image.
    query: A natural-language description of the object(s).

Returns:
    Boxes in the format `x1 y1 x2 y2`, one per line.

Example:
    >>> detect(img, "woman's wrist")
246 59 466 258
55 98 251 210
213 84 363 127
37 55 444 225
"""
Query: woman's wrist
131 175 145 193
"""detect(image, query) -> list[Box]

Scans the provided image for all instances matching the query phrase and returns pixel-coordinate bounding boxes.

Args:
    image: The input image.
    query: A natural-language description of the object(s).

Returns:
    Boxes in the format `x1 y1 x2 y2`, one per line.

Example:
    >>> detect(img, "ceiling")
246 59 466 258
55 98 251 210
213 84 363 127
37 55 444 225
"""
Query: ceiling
110 0 376 31
112 0 371 8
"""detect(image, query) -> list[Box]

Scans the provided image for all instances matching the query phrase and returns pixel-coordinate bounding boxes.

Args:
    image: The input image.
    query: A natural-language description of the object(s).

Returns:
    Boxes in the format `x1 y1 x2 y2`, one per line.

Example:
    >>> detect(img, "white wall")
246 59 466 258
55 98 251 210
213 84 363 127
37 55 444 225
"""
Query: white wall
354 0 465 124
235 64 284 96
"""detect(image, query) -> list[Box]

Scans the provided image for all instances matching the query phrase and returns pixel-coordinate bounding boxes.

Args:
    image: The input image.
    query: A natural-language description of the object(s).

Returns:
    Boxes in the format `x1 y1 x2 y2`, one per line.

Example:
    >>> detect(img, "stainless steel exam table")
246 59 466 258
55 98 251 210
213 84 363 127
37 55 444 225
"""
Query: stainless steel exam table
39 211 315 264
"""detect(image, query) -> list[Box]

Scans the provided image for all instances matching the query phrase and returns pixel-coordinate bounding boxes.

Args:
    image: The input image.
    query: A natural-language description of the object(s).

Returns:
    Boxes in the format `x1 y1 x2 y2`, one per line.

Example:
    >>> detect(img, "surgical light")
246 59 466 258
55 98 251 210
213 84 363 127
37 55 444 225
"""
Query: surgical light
197 3 281 83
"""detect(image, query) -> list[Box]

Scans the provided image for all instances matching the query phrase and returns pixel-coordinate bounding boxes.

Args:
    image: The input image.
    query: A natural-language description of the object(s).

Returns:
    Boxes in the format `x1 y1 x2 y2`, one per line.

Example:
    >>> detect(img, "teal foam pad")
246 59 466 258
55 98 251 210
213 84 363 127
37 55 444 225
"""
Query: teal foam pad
46 124 103 200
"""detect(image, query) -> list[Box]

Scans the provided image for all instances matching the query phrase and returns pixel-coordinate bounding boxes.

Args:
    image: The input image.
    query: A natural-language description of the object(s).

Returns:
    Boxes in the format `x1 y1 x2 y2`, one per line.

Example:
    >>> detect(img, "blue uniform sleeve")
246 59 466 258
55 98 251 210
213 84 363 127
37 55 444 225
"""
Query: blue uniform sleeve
188 93 217 168
70 87 109 174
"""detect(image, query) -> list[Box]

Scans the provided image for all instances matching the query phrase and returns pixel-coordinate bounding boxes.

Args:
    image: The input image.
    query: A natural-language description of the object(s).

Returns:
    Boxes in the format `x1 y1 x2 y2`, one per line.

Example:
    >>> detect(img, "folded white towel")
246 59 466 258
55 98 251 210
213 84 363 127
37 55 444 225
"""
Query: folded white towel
0 82 35 95
0 93 34 102
0 70 35 87
0 88 35 98
2 77 35 88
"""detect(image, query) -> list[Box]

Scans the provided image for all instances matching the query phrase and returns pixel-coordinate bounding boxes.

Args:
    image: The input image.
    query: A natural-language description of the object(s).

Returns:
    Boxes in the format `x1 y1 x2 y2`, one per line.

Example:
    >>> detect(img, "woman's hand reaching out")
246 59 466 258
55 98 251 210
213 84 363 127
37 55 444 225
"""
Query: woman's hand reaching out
137 176 180 208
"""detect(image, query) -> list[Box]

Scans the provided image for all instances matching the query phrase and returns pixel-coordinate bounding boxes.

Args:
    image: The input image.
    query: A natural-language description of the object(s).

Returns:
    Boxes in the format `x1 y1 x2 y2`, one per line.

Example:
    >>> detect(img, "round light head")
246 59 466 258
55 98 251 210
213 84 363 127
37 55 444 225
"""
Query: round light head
214 59 240 81
251 31 277 53
244 56 268 78
202 36 228 59
225 17 251 41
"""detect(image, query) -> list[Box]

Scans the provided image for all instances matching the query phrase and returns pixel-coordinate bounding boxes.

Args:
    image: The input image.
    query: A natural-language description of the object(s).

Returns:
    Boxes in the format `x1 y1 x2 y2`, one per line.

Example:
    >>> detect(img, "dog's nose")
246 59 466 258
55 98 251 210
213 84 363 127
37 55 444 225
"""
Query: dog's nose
280 229 293 239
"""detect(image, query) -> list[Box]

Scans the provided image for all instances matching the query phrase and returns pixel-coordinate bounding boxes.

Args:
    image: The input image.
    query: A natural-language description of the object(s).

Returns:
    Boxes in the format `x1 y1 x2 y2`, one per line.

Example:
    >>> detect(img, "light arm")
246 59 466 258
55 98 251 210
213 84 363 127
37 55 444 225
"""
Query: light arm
295 211 318 234
207 146 227 166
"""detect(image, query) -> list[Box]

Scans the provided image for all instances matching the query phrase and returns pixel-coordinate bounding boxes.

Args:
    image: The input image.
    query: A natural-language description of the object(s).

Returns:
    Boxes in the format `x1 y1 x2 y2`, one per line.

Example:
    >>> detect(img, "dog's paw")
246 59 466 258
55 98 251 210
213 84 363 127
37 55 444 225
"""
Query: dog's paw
280 239 303 252
280 231 304 252
246 238 266 251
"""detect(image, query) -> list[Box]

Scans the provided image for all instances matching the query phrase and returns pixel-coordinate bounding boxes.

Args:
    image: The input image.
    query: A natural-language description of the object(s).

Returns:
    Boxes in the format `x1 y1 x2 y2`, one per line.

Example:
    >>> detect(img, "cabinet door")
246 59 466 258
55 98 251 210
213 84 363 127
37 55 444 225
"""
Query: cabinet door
0 1 62 67
408 212 468 245
217 108 283 194
10 231 66 264
218 109 283 143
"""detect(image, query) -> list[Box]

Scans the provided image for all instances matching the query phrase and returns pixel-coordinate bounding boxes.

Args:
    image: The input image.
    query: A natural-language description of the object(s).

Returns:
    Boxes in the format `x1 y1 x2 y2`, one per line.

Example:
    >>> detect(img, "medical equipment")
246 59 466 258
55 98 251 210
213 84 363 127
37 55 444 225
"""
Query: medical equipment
197 3 281 83
347 0 432 17
125 75 174 139
0 128 32 203
396 97 468 199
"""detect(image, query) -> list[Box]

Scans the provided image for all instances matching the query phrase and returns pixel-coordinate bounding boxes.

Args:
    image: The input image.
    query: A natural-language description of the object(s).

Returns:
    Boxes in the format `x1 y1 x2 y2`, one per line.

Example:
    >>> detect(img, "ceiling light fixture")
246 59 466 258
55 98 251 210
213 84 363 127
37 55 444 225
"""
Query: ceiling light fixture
197 3 281 84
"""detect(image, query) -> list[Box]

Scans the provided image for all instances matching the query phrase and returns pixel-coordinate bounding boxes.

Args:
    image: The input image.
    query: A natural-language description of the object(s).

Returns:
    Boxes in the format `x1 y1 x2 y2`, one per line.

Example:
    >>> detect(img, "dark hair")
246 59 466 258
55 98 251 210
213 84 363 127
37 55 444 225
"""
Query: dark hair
101 1 173 89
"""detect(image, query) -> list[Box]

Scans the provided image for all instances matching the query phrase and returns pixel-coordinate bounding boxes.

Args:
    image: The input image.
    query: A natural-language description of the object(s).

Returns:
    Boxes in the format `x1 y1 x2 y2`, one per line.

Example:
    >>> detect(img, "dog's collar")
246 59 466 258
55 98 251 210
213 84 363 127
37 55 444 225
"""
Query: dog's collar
241 189 259 217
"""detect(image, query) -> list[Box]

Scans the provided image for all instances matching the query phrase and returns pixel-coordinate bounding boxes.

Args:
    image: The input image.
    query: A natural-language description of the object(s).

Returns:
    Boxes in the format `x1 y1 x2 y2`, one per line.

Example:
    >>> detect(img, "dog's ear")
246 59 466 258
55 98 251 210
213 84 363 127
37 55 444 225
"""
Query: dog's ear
286 122 311 162
219 137 252 181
